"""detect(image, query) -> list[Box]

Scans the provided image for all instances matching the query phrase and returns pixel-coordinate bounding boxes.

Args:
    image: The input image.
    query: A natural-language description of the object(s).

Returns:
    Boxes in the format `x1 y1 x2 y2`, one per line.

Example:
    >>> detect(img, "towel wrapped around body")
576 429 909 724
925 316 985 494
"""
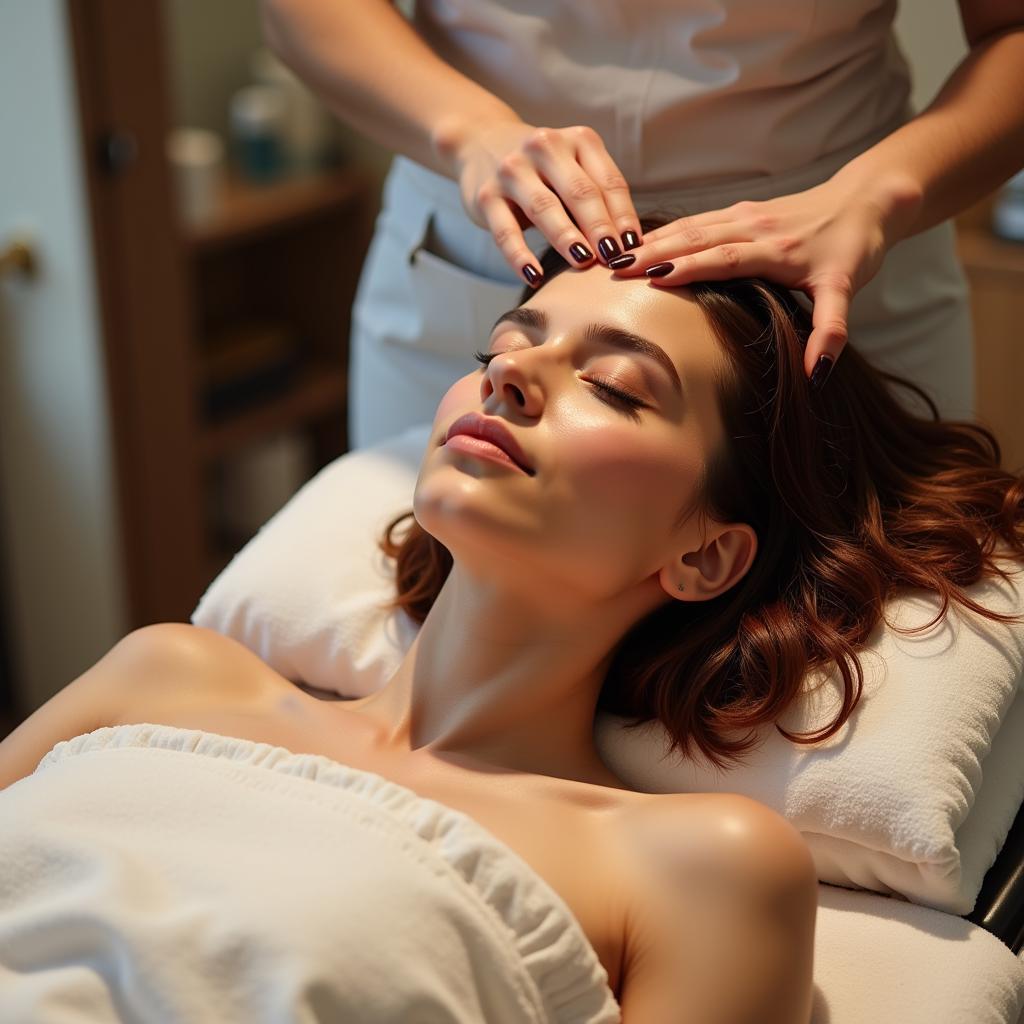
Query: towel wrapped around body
0 723 621 1024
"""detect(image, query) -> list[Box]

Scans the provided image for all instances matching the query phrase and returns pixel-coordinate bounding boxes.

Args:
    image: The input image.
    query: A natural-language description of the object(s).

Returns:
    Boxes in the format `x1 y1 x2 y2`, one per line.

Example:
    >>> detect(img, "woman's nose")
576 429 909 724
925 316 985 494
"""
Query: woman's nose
482 352 543 414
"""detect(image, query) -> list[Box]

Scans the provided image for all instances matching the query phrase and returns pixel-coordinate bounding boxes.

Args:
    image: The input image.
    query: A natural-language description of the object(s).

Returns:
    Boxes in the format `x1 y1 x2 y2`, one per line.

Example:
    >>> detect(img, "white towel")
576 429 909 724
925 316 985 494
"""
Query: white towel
812 883 1024 1024
0 724 619 1024
3 723 1022 1023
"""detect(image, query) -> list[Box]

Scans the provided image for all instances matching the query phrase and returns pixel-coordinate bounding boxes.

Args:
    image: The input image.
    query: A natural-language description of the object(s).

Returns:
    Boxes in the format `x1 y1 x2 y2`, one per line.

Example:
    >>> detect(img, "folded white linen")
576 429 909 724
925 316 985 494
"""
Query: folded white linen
191 422 1024 915
0 723 619 1024
812 883 1024 1024
3 724 1021 1024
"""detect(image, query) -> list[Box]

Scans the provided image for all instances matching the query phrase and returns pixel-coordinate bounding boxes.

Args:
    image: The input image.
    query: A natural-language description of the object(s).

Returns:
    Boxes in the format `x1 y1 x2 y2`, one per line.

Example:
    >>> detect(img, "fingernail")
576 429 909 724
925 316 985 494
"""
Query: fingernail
645 262 674 278
622 230 642 251
522 264 543 286
569 242 593 264
598 236 621 260
607 253 636 269
809 354 834 393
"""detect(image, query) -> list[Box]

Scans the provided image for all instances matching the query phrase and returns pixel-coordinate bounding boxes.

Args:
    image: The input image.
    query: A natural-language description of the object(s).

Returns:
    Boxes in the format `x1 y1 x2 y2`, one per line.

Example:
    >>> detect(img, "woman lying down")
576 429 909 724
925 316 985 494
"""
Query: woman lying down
1 212 1023 1024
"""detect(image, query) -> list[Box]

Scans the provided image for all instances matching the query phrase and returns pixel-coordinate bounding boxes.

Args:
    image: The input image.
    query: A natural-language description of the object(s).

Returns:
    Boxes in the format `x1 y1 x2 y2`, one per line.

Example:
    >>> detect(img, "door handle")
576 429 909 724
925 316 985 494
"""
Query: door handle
98 130 139 175
0 235 38 281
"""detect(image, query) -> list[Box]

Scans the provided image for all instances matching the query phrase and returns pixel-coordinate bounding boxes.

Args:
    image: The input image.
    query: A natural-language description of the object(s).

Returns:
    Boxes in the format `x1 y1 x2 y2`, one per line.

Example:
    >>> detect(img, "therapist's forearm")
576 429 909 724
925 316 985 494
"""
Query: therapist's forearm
832 26 1024 247
259 0 521 180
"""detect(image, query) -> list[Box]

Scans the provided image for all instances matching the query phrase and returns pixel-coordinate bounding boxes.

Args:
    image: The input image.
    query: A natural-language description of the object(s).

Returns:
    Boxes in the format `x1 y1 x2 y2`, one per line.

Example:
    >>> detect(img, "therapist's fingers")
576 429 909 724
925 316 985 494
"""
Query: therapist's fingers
563 125 644 253
804 280 851 385
637 205 744 247
517 126 635 265
639 241 777 286
503 128 638 268
606 222 749 276
473 180 552 288
481 163 606 287
456 121 648 285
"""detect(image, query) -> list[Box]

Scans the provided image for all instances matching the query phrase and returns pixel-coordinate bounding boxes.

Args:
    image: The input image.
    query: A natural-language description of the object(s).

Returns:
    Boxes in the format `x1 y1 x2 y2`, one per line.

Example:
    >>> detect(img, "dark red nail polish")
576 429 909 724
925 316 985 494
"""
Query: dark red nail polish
810 354 835 393
607 253 636 269
522 264 542 286
569 242 593 263
622 230 641 250
598 236 621 260
645 262 674 278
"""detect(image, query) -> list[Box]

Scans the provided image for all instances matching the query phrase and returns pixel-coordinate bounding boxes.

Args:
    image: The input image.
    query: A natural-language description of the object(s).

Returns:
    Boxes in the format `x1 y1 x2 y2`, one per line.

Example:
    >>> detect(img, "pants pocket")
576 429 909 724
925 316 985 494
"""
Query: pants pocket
405 211 526 358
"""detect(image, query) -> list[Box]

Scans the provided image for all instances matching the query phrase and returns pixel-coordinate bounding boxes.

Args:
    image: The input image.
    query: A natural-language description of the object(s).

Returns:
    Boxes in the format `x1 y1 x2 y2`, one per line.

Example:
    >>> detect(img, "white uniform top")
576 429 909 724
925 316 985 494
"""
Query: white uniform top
410 0 913 191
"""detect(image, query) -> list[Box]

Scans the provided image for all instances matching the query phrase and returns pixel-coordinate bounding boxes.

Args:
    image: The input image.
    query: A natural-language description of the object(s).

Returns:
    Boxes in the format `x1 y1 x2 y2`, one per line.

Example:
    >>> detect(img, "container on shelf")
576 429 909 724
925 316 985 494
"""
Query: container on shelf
229 85 288 184
992 169 1024 244
165 128 226 226
250 48 334 174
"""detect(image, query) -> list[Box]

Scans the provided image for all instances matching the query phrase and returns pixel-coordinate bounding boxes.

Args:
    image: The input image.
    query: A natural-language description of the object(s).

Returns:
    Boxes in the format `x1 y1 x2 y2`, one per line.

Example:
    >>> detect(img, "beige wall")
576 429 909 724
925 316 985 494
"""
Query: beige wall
161 0 266 140
894 1 968 112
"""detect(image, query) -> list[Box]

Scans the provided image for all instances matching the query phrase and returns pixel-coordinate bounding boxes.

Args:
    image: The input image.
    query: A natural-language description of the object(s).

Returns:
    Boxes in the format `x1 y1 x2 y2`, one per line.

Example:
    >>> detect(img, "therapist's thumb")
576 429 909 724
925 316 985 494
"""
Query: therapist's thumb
805 284 850 391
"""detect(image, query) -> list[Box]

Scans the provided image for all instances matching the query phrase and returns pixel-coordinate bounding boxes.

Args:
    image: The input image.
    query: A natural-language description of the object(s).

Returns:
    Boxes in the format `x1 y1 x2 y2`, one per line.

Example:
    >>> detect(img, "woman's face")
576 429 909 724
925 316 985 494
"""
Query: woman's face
413 265 731 602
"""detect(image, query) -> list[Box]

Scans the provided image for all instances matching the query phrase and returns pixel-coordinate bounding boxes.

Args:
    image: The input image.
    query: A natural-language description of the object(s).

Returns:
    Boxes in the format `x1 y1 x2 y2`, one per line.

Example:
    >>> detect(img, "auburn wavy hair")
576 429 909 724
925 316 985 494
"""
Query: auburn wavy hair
376 213 1024 772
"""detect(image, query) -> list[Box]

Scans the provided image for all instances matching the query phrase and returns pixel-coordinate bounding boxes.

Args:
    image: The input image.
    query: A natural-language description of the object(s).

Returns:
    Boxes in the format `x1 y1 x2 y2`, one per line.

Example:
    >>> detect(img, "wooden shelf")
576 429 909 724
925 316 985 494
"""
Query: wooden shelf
184 168 367 252
61 4 376 629
199 361 347 464
956 225 1024 278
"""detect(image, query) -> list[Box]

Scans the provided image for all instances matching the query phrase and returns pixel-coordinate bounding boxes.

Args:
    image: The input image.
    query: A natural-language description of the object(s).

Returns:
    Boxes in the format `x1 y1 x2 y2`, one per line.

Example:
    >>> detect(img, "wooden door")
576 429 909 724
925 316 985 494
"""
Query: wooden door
67 0 206 628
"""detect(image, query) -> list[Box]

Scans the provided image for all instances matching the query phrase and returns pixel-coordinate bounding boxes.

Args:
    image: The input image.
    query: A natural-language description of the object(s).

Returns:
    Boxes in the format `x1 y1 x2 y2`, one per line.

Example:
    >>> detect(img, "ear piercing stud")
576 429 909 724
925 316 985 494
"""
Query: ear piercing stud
677 583 685 592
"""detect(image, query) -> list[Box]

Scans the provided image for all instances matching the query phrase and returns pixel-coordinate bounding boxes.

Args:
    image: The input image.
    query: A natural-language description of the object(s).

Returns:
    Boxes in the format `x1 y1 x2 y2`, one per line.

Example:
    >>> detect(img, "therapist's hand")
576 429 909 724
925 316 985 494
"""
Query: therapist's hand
452 120 645 288
610 175 894 385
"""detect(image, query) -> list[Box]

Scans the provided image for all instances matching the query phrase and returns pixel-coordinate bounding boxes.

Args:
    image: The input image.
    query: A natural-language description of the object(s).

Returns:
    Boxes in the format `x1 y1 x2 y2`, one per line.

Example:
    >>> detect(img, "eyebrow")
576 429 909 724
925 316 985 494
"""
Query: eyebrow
489 307 683 399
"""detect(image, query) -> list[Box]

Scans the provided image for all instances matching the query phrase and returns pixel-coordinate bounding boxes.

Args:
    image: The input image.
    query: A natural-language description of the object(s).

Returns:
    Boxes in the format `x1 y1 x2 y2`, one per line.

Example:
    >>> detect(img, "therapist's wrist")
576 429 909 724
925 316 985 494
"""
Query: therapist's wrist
430 102 524 180
831 160 925 248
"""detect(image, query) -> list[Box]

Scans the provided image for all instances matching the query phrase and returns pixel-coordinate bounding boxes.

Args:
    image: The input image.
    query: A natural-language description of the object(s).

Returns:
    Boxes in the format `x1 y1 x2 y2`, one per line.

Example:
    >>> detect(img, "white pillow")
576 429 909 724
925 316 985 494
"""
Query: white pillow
192 422 1024 915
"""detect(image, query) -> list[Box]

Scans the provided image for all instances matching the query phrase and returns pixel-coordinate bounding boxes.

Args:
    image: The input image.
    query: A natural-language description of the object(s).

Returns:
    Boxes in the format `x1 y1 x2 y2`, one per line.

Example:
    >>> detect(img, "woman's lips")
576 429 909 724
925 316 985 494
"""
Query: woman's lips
444 412 534 474
444 433 531 473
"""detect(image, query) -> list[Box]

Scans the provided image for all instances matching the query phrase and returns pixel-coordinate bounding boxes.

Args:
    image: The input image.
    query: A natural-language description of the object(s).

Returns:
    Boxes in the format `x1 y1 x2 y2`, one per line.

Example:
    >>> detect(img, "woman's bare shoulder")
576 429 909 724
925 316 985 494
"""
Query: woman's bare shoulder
610 786 811 884
0 623 281 791
611 790 817 1023
108 622 289 723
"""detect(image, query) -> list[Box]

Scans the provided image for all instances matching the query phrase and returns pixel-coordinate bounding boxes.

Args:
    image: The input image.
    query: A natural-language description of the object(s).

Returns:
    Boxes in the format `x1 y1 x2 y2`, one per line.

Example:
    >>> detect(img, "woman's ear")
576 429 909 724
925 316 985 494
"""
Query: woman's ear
660 524 758 601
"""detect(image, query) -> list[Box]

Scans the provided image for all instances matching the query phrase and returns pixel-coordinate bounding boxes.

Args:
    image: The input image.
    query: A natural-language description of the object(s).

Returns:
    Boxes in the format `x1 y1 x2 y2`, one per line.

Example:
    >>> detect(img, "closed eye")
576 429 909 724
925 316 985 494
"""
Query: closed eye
472 349 647 422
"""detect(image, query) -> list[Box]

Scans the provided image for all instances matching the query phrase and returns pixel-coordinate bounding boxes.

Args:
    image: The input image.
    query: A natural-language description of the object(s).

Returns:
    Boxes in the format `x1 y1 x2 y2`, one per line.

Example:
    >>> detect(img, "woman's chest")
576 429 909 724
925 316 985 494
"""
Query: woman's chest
116 682 638 997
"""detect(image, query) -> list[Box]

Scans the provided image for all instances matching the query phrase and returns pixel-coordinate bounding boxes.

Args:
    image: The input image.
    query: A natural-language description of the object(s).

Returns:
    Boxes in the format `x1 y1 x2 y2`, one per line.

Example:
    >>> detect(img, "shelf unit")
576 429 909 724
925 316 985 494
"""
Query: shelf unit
178 166 377 590
185 171 368 253
65 0 385 629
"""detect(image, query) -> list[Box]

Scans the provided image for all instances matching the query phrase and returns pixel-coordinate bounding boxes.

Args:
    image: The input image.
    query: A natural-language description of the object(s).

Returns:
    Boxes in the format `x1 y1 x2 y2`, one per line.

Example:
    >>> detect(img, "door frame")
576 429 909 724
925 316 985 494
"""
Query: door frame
66 0 205 626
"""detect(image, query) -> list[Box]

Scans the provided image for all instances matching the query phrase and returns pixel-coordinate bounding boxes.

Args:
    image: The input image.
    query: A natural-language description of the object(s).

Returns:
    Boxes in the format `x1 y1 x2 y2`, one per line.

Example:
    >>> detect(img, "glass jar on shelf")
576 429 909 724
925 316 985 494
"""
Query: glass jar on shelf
992 169 1024 244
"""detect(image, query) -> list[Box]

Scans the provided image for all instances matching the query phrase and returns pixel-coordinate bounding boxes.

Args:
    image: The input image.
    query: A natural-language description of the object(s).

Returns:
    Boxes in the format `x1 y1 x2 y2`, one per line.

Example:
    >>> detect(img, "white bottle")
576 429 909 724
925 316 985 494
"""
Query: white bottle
165 128 225 225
